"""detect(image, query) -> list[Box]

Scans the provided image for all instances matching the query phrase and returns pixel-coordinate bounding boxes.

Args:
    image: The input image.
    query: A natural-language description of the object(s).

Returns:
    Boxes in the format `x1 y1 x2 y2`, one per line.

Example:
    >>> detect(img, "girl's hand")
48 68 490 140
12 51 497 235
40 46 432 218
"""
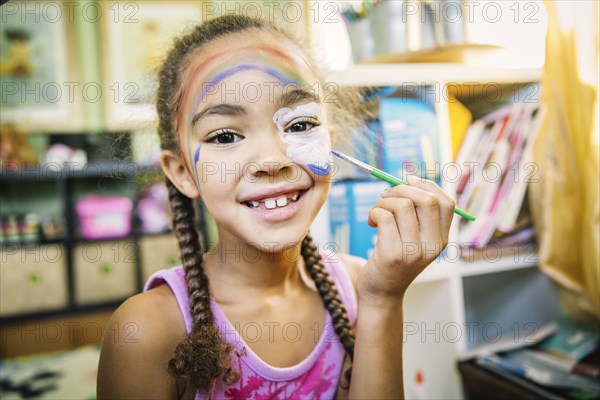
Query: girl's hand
357 175 456 305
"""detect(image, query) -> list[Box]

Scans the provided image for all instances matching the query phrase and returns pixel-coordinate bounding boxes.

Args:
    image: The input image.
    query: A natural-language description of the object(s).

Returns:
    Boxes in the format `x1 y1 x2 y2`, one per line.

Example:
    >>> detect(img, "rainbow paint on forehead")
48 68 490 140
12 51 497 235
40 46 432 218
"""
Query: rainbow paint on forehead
178 45 316 188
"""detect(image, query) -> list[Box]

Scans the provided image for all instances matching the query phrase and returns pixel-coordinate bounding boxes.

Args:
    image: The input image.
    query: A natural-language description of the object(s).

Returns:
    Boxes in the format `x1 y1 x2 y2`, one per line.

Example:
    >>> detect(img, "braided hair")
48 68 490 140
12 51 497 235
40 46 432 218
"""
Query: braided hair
301 234 355 386
156 14 356 392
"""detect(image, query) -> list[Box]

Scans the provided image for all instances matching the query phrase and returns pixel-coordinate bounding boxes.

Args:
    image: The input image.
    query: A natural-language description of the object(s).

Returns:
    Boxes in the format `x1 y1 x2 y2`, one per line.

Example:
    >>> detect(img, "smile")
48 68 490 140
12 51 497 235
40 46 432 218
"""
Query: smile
244 191 303 210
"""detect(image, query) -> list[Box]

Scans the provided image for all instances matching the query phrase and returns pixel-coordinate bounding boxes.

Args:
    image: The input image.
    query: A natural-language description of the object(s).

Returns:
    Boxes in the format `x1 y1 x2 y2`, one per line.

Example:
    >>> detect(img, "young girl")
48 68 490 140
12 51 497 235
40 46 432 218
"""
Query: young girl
97 14 455 400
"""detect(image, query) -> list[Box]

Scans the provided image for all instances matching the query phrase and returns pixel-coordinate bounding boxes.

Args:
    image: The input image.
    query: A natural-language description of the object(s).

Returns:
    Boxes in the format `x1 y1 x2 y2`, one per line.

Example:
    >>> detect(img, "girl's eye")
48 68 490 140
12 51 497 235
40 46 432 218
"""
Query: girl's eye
285 117 320 133
205 130 242 145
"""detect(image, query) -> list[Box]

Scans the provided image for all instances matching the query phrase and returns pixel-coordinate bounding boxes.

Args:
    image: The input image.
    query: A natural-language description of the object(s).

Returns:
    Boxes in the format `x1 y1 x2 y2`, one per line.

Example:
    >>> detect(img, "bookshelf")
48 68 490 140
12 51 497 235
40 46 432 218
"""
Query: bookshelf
322 63 562 399
329 64 543 86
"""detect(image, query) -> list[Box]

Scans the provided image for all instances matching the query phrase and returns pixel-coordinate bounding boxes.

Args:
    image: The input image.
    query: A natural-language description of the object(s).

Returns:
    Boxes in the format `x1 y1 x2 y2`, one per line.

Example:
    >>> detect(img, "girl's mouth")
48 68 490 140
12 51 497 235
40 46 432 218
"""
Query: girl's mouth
244 190 304 210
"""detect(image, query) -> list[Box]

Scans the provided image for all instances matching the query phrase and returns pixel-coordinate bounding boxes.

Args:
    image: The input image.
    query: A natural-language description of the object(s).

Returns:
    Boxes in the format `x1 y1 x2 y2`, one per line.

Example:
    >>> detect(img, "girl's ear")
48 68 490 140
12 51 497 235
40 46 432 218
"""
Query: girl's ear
160 150 201 199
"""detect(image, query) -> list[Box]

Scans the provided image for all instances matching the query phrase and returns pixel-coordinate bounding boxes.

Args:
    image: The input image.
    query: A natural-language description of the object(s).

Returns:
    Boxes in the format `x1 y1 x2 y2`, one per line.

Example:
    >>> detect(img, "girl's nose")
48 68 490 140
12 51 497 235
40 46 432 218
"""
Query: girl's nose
248 133 296 179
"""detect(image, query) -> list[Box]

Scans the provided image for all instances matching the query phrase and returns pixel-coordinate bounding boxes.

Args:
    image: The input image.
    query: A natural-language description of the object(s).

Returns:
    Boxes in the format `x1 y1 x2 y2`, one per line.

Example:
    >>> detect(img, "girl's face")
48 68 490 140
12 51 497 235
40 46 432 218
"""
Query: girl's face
175 32 332 251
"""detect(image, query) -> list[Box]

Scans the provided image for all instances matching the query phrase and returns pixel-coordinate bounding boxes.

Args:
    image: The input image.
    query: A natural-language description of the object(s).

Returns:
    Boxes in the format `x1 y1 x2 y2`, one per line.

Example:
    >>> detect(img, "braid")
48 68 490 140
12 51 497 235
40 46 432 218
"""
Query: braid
301 234 355 386
165 179 239 391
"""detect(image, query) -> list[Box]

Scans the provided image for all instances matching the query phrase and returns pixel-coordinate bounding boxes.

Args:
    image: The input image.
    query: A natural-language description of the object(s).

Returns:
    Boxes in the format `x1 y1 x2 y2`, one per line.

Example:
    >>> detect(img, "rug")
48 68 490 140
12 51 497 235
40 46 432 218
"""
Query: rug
0 345 99 399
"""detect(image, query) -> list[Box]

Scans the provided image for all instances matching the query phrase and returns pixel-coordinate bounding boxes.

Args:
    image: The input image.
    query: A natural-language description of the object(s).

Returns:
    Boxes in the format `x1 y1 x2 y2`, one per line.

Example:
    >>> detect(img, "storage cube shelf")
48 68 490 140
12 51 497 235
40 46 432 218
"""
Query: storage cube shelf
0 162 189 321
322 63 561 398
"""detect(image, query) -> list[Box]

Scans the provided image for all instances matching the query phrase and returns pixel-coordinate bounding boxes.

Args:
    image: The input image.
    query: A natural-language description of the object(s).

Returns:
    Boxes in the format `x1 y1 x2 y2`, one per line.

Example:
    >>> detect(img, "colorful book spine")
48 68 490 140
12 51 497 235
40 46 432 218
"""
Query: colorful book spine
456 98 545 248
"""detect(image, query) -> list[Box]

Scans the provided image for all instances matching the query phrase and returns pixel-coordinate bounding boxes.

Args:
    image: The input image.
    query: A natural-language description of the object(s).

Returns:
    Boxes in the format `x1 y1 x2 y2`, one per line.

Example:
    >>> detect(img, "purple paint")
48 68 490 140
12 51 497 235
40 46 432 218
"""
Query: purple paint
194 144 201 166
193 144 203 197
193 64 298 114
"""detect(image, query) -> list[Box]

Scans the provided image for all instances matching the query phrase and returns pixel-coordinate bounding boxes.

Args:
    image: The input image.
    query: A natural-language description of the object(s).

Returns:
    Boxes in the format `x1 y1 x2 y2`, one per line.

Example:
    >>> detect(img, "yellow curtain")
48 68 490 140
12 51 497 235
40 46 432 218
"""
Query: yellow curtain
530 1 599 325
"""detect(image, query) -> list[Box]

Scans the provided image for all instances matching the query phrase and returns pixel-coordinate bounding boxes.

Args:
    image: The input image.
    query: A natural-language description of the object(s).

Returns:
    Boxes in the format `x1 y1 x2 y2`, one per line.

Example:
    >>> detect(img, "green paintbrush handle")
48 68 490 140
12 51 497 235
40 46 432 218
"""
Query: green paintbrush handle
371 169 407 186
370 169 476 221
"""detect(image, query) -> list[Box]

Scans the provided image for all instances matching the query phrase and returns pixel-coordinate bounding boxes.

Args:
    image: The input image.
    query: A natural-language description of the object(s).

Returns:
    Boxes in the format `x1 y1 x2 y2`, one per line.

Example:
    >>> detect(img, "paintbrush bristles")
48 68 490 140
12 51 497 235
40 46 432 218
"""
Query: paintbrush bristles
330 150 373 174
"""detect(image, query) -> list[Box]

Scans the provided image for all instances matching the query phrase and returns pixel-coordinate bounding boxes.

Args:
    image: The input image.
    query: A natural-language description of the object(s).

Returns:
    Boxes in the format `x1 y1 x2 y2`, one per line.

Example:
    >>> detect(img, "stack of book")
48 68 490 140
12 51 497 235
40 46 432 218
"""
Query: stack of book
473 317 600 399
455 101 546 253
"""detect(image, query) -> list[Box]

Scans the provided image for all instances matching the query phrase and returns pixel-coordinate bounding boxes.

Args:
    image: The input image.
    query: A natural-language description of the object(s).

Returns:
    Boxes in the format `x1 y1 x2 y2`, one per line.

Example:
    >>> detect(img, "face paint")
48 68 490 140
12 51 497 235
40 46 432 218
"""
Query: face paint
178 45 316 187
273 102 332 176
193 144 203 197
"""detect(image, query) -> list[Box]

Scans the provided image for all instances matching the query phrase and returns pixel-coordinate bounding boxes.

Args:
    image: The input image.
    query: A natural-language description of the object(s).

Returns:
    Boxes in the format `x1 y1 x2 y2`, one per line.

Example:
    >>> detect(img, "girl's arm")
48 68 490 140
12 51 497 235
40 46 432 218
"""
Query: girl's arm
348 176 455 398
97 288 187 399
350 296 406 397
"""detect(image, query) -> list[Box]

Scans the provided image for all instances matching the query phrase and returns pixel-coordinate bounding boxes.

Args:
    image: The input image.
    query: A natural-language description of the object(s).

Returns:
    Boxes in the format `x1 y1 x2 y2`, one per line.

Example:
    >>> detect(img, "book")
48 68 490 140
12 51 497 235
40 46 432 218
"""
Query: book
448 95 473 158
477 350 600 393
497 106 546 233
521 349 600 380
473 317 600 398
477 351 600 398
538 317 600 362
456 101 545 248
378 97 441 182
329 180 391 260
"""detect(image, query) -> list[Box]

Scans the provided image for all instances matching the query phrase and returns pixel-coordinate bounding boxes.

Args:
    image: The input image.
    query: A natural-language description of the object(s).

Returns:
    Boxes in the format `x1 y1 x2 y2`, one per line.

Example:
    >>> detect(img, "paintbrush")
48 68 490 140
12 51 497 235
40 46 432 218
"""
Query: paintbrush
331 150 476 221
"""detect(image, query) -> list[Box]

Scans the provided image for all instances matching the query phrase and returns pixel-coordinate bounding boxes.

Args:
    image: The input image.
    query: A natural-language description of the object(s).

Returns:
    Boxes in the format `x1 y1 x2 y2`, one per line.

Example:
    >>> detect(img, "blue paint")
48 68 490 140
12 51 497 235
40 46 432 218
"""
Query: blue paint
308 163 332 176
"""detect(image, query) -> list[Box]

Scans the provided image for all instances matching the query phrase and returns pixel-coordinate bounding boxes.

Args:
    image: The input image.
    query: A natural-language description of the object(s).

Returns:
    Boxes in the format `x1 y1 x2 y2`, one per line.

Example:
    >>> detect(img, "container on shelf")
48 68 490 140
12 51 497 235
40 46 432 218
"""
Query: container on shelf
0 244 68 316
76 196 133 239
346 18 375 63
73 240 137 305
369 0 408 55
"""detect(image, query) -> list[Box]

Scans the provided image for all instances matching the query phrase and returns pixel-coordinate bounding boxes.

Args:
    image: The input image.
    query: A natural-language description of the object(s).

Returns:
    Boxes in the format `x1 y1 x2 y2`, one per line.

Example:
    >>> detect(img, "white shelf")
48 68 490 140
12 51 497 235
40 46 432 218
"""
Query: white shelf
328 64 542 86
413 261 453 284
413 251 538 284
458 252 539 277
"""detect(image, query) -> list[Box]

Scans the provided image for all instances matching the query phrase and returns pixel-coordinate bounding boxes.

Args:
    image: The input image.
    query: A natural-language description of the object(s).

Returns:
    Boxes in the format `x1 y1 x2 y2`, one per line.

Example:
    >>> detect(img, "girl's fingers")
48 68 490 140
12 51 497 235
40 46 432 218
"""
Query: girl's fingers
407 176 456 244
381 185 443 250
383 176 455 246
369 197 421 246
367 206 402 249
367 179 454 268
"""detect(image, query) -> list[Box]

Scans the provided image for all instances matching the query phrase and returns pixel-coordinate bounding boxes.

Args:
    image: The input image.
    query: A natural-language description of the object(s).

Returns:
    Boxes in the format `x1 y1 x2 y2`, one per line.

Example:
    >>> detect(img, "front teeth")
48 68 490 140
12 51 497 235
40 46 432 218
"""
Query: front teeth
264 199 277 209
247 191 301 209
276 196 288 207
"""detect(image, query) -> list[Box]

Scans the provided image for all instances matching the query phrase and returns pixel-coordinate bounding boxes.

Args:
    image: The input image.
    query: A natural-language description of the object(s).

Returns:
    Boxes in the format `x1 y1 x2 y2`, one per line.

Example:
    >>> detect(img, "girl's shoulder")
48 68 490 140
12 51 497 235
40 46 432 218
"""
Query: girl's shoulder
107 284 187 358
97 285 189 399
119 284 186 336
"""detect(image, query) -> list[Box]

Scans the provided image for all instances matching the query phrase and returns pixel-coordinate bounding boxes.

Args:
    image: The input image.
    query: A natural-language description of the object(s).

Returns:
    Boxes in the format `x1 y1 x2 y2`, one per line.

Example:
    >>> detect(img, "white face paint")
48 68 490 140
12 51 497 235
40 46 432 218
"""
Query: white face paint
272 102 332 176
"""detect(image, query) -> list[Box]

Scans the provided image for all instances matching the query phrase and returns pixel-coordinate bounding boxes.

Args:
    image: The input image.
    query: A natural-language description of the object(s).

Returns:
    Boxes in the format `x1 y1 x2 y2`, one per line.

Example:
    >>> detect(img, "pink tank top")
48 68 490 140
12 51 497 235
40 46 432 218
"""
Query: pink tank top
143 252 357 400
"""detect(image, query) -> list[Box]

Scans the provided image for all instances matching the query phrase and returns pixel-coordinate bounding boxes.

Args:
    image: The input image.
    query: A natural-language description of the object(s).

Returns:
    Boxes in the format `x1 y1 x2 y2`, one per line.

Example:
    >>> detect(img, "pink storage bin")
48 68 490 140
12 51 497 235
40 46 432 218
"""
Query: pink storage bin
76 196 133 239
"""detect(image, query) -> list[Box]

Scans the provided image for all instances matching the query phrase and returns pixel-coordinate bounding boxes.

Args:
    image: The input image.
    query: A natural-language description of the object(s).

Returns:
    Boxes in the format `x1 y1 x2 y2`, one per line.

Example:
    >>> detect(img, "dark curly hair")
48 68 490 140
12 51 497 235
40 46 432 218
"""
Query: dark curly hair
156 14 357 394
